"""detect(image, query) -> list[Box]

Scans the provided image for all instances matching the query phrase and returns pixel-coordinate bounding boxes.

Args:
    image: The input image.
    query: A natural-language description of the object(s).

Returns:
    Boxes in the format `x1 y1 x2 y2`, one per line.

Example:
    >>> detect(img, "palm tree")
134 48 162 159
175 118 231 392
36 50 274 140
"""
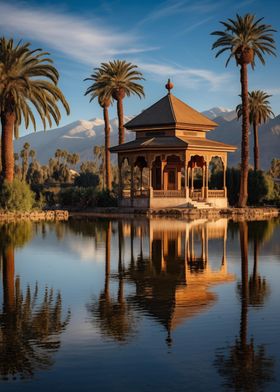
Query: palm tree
93 145 105 189
85 68 112 190
98 60 145 145
211 14 276 206
0 38 70 183
236 90 274 171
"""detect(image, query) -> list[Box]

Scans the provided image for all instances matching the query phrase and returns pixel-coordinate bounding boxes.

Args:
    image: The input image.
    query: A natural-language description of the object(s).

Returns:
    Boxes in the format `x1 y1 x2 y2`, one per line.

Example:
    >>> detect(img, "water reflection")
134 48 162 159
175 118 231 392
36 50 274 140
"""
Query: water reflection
89 218 235 344
0 222 70 380
87 221 135 342
215 221 275 392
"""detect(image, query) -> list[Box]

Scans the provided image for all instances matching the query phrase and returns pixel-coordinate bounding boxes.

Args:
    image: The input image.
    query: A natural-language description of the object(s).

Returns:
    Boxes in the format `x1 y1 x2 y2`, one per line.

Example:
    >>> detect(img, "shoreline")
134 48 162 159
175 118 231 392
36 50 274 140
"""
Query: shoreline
69 206 280 221
0 210 69 222
0 207 279 222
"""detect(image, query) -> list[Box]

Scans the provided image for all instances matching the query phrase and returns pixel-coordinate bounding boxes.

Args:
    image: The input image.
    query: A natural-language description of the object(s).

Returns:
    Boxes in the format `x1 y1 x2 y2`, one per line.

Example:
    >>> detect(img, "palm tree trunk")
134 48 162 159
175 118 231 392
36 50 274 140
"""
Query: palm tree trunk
117 98 125 145
103 105 112 190
2 245 15 312
253 238 259 282
253 121 260 171
239 221 249 348
104 221 111 299
238 64 250 207
1 112 15 183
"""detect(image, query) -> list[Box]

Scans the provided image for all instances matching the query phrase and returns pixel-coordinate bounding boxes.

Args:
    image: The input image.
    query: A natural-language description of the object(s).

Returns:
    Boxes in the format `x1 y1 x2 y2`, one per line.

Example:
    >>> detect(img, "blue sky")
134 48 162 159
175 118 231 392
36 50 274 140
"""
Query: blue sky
1 0 280 132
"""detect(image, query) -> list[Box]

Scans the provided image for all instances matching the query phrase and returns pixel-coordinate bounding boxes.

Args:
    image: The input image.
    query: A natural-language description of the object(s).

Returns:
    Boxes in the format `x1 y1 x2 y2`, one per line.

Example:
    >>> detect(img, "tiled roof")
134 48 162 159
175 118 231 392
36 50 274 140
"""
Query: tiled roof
110 135 237 153
124 94 217 130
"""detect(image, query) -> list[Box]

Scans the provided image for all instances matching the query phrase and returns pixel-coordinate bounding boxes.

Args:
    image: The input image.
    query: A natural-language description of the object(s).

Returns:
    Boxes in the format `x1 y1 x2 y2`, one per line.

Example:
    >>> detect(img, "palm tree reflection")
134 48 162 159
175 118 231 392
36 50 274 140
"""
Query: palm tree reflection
87 221 135 343
215 221 274 392
0 222 70 380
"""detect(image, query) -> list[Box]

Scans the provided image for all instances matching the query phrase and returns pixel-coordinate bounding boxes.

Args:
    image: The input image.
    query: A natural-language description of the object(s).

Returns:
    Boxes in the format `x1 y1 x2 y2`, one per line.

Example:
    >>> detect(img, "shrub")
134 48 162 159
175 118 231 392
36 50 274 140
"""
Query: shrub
74 173 100 188
96 190 118 207
248 170 274 205
0 179 35 211
217 168 275 206
59 187 98 208
59 187 117 209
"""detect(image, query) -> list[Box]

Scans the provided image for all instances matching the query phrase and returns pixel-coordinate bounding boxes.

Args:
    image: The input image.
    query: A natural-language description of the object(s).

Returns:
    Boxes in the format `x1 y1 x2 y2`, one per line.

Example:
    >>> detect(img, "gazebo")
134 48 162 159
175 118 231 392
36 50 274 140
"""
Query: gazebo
111 81 237 209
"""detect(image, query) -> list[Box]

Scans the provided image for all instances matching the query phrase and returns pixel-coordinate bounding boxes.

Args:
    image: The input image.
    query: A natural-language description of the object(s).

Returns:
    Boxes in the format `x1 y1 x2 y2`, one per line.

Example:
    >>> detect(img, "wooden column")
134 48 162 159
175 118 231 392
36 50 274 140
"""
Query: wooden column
177 168 181 191
191 167 194 196
118 157 123 198
202 165 205 198
130 163 134 201
205 161 209 199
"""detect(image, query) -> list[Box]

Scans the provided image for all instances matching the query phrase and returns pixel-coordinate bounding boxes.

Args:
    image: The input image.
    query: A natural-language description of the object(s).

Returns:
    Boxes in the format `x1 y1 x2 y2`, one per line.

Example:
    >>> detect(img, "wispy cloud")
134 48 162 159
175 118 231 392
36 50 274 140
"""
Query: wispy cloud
137 0 224 27
137 62 231 90
0 1 230 91
265 88 280 95
0 1 155 65
177 16 214 35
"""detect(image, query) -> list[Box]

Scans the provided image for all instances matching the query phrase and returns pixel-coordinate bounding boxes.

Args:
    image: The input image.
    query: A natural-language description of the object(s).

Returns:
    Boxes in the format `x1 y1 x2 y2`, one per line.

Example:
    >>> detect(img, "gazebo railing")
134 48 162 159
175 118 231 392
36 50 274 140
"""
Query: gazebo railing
208 189 225 198
153 189 185 198
133 189 150 197
122 188 225 199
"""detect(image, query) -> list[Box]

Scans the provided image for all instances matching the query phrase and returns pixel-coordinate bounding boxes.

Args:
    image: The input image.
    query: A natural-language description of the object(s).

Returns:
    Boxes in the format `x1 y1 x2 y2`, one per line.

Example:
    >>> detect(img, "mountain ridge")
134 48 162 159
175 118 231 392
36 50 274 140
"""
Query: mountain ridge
14 109 280 170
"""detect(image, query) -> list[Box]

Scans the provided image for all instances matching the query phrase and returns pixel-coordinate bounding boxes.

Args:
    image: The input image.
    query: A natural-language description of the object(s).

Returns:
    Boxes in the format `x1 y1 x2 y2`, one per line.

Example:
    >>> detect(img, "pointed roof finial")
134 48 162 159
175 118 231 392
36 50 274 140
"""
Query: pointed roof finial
165 78 174 94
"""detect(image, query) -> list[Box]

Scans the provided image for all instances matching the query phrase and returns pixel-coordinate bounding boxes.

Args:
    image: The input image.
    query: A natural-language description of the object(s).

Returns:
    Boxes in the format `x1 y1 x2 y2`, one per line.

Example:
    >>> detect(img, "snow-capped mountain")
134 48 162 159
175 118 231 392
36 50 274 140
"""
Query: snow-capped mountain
14 116 134 164
14 109 279 170
201 107 237 122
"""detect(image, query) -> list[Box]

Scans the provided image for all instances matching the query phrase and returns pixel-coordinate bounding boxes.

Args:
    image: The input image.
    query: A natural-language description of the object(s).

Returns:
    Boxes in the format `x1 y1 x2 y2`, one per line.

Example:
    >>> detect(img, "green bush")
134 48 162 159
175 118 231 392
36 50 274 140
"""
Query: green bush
59 187 98 208
59 187 117 209
96 190 118 207
74 173 100 188
248 170 274 205
0 179 35 211
216 168 275 206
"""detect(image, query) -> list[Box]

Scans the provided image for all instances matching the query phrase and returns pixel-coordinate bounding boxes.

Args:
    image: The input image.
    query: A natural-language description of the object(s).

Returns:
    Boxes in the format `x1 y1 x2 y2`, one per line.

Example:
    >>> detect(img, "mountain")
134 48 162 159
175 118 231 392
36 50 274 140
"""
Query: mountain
202 107 237 122
14 110 280 170
209 115 280 169
14 116 134 164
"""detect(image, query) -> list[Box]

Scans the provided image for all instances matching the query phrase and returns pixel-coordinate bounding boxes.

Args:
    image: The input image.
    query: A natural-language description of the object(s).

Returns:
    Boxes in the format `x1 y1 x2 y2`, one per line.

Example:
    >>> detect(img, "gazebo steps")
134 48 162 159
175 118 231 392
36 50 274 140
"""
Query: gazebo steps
189 200 214 209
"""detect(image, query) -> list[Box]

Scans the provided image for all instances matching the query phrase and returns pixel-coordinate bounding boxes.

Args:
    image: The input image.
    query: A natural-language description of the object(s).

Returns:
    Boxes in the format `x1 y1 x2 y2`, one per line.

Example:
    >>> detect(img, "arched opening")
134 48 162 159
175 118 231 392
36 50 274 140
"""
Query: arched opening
188 155 206 199
134 156 148 192
209 156 224 190
152 156 162 190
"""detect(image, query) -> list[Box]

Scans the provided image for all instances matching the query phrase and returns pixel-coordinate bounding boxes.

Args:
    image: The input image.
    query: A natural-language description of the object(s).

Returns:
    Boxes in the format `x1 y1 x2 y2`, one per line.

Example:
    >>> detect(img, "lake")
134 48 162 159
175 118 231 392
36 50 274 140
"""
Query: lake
0 217 279 392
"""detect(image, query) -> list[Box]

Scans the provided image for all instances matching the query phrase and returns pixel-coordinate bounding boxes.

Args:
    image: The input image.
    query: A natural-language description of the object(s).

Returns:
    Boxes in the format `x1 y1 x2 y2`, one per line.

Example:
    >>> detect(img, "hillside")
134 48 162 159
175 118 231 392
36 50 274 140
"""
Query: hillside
208 115 280 169
14 109 280 170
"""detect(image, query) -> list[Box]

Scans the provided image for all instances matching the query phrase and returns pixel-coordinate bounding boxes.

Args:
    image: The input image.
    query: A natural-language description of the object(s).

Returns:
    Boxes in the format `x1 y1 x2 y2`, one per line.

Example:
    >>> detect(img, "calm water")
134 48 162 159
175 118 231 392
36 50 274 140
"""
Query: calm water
0 217 279 392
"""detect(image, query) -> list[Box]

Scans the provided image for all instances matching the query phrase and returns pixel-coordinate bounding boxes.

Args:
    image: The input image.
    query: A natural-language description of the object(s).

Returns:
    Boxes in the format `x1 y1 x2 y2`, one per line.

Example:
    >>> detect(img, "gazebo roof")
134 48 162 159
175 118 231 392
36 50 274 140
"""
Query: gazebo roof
110 135 237 153
125 93 218 131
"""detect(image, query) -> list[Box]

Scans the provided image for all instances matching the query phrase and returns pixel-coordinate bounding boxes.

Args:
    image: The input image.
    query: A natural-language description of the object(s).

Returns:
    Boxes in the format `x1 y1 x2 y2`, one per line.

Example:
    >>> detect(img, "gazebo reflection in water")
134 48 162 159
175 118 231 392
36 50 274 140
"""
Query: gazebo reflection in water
96 218 235 344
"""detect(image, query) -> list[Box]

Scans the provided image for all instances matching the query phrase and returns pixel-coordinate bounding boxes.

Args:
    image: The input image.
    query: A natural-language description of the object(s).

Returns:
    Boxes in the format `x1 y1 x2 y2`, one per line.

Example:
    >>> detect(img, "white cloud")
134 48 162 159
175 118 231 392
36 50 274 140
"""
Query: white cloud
0 1 231 91
265 88 280 96
0 1 154 65
137 62 231 90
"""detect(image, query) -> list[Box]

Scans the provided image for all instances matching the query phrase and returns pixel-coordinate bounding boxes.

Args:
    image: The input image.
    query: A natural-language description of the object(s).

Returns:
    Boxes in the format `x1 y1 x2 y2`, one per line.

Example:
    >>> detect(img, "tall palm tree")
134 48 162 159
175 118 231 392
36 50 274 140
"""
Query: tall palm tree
211 14 276 207
236 90 274 171
0 38 70 183
93 145 105 189
85 68 112 190
98 60 145 145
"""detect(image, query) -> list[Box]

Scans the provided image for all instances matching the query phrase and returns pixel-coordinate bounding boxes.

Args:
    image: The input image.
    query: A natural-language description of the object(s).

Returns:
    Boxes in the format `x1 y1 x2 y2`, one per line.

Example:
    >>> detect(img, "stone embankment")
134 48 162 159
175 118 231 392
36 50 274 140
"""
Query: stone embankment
70 207 279 221
0 210 69 222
